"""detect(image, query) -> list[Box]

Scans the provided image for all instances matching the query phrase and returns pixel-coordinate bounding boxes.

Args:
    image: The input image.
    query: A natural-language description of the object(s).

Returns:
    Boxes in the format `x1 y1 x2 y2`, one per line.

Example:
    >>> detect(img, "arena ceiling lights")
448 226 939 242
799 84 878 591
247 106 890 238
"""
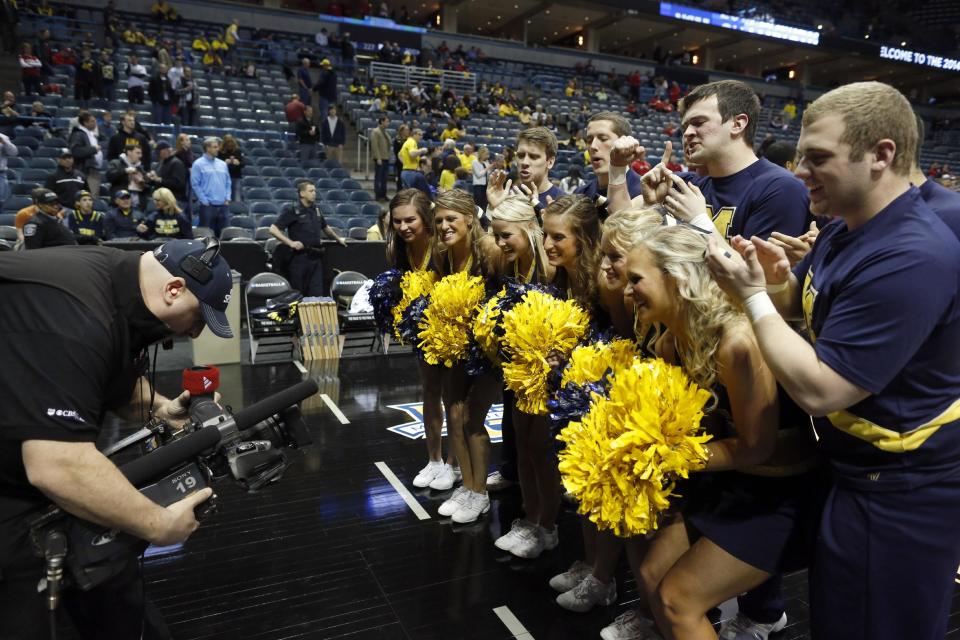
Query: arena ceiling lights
659 2 820 46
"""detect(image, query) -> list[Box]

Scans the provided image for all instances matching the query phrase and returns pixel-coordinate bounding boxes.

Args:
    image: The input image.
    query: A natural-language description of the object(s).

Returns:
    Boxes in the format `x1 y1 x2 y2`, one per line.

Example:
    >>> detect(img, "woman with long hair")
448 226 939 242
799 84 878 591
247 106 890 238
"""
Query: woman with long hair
494 194 602 559
550 208 666 613
385 189 456 492
432 188 502 523
218 134 244 203
596 224 817 640
139 187 192 239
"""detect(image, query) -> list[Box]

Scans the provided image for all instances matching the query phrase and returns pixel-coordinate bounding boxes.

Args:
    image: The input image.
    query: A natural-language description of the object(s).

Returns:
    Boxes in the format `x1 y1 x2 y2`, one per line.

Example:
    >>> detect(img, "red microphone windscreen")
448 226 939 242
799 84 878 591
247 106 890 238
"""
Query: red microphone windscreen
182 365 220 396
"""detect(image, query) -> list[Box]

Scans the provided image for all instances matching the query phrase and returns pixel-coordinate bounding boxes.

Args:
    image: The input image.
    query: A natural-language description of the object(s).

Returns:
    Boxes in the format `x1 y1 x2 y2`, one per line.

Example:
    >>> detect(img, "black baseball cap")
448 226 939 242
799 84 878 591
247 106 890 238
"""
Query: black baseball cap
153 239 234 338
38 190 59 205
115 189 131 199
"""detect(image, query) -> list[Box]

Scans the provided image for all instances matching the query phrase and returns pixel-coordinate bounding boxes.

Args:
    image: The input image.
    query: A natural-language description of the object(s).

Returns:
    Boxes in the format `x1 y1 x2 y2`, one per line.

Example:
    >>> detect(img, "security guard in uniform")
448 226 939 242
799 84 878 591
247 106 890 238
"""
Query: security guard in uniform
67 190 107 244
269 179 347 295
23 190 78 249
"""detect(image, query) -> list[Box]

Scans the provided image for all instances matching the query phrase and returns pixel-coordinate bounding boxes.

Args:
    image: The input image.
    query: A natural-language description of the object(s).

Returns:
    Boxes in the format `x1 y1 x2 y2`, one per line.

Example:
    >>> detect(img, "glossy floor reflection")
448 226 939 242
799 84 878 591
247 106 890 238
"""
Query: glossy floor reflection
126 352 955 640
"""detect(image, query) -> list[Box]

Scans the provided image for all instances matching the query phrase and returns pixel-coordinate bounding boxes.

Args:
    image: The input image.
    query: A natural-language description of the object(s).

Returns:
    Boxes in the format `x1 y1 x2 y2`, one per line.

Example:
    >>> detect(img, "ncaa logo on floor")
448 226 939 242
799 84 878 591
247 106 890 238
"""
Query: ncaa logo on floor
387 402 504 443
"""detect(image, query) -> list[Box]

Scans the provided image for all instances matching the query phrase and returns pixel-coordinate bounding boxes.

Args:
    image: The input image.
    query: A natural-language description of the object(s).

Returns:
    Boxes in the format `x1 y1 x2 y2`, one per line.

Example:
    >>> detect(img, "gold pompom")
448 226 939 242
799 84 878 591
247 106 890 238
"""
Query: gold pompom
418 271 486 367
561 339 639 388
557 358 713 537
393 270 439 343
500 291 591 415
472 288 506 366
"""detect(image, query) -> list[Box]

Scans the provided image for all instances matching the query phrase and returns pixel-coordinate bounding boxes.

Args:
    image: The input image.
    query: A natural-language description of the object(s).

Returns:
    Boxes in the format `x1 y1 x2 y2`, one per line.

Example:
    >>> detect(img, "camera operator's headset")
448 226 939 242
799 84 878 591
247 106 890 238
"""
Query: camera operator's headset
178 236 222 285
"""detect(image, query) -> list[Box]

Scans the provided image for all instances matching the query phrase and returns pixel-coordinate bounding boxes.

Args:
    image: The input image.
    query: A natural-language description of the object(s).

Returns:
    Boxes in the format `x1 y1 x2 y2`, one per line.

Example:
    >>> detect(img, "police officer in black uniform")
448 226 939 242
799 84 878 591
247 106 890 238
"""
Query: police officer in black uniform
268 179 347 295
22 189 78 249
0 239 233 640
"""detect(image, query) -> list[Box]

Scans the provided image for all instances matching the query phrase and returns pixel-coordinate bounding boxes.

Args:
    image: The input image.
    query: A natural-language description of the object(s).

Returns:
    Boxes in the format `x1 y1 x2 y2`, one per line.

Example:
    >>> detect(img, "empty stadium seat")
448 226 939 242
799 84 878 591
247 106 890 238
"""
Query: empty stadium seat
346 217 368 228
349 191 374 202
340 179 361 190
336 203 360 217
3 196 32 211
242 177 267 188
28 158 57 169
316 178 338 189
361 203 382 217
249 202 279 216
267 177 293 189
0 214 16 226
230 215 257 230
257 214 278 227
0 225 18 241
244 188 273 200
330 168 350 179
229 201 250 215
220 226 253 241
254 227 273 241
306 168 329 179
325 190 348 202
12 182 40 196
259 167 283 177
348 227 367 240
274 188 298 201
194 226 215 239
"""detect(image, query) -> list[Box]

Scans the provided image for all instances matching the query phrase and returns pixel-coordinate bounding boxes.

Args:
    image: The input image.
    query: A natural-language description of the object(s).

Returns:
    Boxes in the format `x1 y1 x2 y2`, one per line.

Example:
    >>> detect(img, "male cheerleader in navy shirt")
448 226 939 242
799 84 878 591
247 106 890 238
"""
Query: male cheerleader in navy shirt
486 126 563 215
609 79 811 637
708 81 960 640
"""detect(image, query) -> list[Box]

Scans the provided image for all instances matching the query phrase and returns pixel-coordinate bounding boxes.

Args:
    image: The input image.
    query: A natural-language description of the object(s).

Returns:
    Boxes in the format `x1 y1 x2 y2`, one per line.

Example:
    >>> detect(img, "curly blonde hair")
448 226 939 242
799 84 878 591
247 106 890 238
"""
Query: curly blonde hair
542 194 601 308
635 225 743 390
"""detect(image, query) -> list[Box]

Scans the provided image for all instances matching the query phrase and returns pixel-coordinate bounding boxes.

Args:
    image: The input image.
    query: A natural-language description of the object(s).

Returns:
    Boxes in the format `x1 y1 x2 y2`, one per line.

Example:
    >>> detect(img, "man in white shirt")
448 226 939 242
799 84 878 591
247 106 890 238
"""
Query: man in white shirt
314 28 329 47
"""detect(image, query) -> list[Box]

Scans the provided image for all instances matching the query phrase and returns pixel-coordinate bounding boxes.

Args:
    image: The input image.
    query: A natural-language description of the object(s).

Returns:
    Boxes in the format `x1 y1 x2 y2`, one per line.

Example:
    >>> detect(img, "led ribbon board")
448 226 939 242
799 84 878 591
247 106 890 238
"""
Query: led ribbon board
659 2 820 46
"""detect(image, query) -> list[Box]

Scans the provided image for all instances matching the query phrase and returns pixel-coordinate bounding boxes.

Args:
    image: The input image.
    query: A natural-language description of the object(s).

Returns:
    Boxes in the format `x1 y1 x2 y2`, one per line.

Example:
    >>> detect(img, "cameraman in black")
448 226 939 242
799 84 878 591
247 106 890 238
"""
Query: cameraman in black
0 238 234 640
268 179 347 296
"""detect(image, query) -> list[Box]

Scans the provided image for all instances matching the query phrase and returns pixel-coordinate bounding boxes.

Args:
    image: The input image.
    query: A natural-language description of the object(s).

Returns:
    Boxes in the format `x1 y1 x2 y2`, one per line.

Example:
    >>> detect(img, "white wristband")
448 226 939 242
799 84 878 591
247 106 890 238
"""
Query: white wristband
766 280 789 294
689 213 713 231
608 164 627 186
744 291 778 323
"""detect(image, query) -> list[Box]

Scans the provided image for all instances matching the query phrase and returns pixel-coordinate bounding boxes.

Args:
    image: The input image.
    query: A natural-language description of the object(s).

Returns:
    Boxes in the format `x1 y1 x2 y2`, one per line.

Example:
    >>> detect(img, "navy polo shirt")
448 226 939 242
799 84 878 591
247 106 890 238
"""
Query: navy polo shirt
919 178 960 239
690 157 810 239
276 201 328 248
793 186 960 490
539 184 563 208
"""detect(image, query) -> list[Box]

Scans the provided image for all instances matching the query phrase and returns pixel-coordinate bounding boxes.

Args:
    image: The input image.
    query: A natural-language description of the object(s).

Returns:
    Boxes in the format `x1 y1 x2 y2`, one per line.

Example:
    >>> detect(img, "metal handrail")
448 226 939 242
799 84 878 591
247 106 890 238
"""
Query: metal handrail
357 132 370 180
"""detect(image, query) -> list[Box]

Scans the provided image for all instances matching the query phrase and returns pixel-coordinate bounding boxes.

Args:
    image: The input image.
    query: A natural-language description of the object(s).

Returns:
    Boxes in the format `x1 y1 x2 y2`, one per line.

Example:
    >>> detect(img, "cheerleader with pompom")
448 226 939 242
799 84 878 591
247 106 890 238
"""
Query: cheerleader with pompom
549 208 667 612
427 188 503 524
382 189 459 491
591 224 818 640
493 194 602 559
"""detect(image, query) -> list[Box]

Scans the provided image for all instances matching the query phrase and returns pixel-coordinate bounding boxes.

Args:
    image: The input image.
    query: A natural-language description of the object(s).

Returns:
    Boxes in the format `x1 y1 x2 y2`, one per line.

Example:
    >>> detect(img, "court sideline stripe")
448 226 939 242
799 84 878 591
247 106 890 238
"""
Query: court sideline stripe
493 605 534 639
374 461 431 520
320 393 350 424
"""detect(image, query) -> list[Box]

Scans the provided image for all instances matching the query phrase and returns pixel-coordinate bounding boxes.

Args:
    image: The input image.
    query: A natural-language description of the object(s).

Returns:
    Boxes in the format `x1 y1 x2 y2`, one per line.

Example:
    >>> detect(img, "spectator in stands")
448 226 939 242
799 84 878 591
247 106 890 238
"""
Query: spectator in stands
123 23 153 47
669 81 682 107
315 27 329 48
366 207 388 241
191 136 231 236
781 97 797 121
0 131 15 206
0 0 19 55
452 167 471 192
295 105 320 163
155 41 173 70
174 133 194 168
97 110 116 140
13 187 46 245
770 113 788 130
559 166 584 195
340 32 355 73
108 112 152 170
67 190 106 244
370 115 392 201
314 58 338 123
177 66 198 126
148 63 174 125
151 0 180 23
631 146 652 176
147 139 187 203
68 111 104 199
519 106 532 126
424 119 439 141
224 18 240 69
103 189 142 239
471 146 490 209
763 141 797 171
321 105 346 164
440 119 462 141
22 189 76 249
167 56 184 92
296 58 312 104
19 42 43 95
393 123 409 193
74 48 98 106
46 150 89 207
285 94 306 125
207 32 227 69
138 186 192 239
218 134 244 203
106 144 147 207
270 179 347 296
126 54 148 104
96 49 116 101
25 101 50 130
51 46 77 75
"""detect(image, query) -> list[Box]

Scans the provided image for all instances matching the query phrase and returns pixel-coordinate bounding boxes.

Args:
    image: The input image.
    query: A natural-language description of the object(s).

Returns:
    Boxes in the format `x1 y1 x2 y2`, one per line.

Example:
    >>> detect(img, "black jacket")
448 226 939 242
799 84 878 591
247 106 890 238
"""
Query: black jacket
107 128 152 170
295 117 319 145
147 73 174 106
156 154 186 200
44 167 88 206
320 117 345 147
67 125 102 172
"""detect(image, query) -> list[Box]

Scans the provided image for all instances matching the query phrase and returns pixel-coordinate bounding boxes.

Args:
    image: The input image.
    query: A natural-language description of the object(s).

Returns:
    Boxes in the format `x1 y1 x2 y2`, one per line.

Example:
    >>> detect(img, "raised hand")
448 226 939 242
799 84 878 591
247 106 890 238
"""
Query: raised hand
640 140 674 205
705 234 766 302
610 135 643 168
663 171 707 223
486 169 510 210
